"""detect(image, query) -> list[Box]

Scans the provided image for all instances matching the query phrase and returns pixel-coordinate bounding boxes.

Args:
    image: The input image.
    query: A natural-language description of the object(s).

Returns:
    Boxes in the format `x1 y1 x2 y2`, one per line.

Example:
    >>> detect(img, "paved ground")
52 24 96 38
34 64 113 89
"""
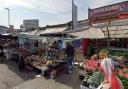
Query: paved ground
13 68 81 89
0 60 35 89
0 60 81 89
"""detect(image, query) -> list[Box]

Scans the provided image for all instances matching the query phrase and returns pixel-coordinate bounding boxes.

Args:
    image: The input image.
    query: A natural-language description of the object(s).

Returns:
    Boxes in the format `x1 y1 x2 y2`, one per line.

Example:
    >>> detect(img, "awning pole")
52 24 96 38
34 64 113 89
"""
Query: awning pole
107 21 110 49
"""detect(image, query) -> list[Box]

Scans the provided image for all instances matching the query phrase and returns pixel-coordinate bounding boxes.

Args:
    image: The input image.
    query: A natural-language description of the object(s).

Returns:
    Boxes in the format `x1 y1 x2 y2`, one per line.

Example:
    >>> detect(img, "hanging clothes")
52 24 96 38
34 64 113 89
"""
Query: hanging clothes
82 39 90 57
73 39 81 48
61 39 66 50
86 43 93 58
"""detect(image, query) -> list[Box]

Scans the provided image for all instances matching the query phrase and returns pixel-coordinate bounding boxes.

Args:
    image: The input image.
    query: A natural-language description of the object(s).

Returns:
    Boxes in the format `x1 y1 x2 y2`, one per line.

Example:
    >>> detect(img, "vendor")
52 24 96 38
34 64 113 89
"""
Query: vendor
48 43 57 60
98 49 124 89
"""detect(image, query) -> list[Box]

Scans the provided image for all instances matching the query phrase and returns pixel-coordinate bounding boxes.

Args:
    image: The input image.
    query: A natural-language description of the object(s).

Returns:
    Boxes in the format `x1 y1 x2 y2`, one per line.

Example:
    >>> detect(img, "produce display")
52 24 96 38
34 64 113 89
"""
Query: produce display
57 51 66 60
81 71 103 88
116 67 128 89
110 50 128 60
75 48 84 62
118 76 128 89
118 68 128 78
112 53 128 89
123 61 128 67
25 54 62 70
25 55 46 65
83 59 99 74
80 48 128 89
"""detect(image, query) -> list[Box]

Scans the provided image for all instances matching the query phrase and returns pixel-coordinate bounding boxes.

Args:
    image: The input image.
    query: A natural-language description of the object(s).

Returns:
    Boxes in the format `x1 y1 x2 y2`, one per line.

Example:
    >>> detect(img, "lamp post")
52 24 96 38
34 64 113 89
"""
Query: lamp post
5 8 10 30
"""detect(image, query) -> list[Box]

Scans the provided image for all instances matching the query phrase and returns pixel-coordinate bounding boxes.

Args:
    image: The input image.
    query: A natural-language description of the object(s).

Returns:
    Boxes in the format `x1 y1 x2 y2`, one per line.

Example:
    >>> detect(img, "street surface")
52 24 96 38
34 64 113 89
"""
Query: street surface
0 60 35 89
0 60 81 89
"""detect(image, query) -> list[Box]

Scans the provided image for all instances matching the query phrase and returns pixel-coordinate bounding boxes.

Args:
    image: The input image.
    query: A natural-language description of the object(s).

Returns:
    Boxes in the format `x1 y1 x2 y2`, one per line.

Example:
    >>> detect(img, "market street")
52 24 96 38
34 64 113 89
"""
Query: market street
13 74 80 89
13 65 81 89
0 0 128 89
0 60 81 89
0 60 35 89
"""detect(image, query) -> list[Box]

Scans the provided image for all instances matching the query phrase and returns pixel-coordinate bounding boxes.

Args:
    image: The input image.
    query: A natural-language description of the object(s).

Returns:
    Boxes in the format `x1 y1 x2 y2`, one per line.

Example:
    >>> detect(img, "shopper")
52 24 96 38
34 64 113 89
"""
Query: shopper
97 49 124 89
18 47 26 72
65 42 74 74
18 55 26 71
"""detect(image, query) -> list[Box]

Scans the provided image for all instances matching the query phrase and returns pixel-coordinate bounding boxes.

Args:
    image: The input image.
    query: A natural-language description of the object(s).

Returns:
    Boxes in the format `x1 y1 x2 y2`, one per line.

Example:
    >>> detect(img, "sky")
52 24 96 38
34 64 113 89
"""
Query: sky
0 0 127 29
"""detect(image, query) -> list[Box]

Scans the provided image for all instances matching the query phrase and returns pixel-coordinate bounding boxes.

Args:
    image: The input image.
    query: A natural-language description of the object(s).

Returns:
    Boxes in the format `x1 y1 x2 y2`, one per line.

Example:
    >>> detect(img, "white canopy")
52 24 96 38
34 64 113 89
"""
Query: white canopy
35 30 44 36
101 25 128 38
29 30 38 35
68 27 104 39
66 19 128 39
67 26 128 39
19 30 38 35
40 26 67 35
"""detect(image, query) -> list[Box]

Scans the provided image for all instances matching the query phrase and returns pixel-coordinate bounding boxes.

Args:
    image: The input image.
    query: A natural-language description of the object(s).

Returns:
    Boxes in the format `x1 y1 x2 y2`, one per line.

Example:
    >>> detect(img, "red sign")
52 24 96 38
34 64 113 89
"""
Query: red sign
89 1 128 23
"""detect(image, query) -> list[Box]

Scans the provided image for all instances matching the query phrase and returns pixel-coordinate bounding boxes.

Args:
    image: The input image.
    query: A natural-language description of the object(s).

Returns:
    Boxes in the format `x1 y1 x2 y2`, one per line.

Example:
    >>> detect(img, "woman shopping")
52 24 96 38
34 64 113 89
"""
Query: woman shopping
97 49 124 89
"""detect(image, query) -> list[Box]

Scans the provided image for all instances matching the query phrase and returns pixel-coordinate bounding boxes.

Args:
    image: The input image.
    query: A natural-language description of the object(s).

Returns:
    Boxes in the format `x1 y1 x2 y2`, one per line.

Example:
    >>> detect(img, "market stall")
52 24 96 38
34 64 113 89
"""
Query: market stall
25 54 65 77
18 31 69 78
64 20 128 89
0 33 19 62
78 49 128 89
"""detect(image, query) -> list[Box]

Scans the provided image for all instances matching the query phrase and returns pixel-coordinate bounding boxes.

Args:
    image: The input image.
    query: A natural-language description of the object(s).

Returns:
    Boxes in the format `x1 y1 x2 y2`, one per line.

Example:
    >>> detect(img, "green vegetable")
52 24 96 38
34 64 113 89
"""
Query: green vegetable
118 76 128 89
81 71 103 88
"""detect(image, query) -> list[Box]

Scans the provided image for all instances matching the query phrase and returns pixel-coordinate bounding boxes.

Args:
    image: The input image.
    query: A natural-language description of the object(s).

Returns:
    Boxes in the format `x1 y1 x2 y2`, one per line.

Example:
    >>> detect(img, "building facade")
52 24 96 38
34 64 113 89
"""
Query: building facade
0 25 8 34
88 1 128 24
23 19 39 31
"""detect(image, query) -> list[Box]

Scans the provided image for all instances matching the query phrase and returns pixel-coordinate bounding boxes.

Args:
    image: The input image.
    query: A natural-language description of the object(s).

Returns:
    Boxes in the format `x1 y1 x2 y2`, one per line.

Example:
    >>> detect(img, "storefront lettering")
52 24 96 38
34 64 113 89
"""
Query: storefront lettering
89 1 128 22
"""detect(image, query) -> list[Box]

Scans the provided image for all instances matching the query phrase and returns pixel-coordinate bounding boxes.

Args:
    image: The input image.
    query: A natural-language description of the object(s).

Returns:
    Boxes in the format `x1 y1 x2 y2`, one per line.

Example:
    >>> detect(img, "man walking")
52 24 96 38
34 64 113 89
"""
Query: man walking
66 42 74 74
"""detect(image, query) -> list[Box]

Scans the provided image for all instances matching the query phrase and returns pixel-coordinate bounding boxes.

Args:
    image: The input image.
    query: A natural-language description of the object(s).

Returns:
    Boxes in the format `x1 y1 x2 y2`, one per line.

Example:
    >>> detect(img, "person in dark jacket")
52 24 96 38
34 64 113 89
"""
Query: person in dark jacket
18 54 26 71
65 42 74 74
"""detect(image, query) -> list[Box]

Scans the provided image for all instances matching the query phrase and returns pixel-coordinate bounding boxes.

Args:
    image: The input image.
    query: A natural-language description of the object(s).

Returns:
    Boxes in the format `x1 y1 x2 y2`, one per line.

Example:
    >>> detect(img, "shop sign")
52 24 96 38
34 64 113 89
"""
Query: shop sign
120 2 128 14
88 1 128 22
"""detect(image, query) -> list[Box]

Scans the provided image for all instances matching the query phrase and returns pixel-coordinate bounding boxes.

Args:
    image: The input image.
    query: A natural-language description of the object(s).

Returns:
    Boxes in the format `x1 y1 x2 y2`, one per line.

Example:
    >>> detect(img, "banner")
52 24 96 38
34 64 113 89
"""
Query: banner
88 1 128 23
